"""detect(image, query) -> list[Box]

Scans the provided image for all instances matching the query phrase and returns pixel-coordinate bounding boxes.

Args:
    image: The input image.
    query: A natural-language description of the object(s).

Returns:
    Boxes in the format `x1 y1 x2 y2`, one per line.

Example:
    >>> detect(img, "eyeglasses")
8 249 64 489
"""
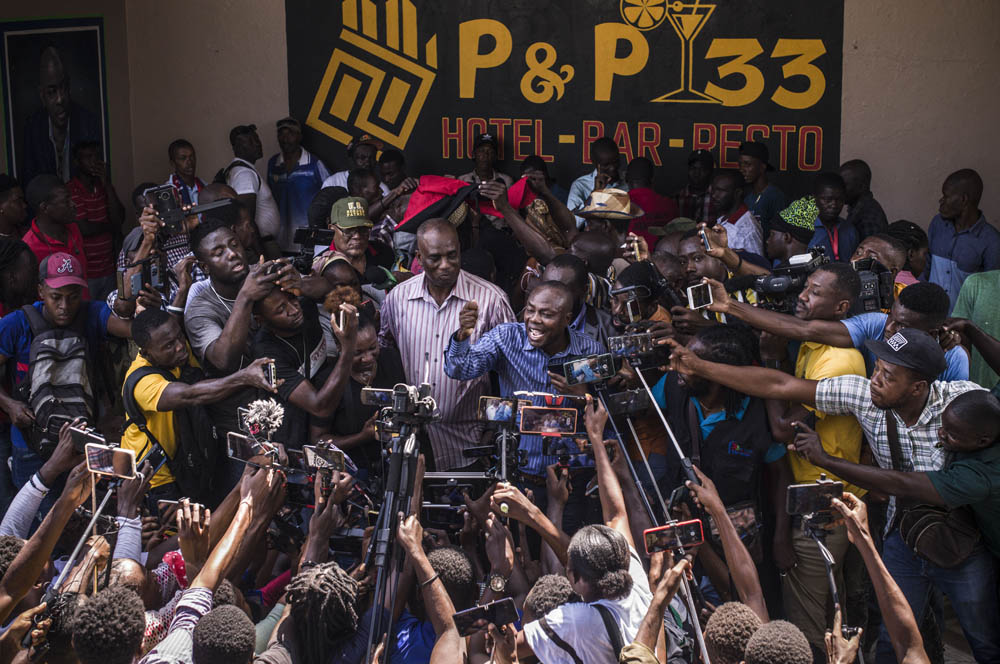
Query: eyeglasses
334 225 369 238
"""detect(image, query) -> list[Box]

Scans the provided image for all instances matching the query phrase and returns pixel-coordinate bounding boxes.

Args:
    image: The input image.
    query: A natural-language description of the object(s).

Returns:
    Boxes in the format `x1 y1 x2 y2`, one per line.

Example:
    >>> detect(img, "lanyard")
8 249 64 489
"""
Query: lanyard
829 225 840 261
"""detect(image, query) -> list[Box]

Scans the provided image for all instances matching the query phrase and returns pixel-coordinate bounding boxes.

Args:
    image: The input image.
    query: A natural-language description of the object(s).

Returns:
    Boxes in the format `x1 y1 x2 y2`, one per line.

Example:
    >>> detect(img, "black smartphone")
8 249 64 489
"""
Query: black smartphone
452 598 518 636
786 481 844 516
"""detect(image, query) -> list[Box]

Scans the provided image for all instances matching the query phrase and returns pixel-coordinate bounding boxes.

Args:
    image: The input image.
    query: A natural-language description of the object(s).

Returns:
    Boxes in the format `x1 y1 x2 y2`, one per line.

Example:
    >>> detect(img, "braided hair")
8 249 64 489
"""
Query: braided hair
286 562 360 664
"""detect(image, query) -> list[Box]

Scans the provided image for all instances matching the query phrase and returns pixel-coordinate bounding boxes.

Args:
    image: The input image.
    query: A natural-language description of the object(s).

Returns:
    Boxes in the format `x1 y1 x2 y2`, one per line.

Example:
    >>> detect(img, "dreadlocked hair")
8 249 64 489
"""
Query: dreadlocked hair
693 324 760 417
286 562 360 664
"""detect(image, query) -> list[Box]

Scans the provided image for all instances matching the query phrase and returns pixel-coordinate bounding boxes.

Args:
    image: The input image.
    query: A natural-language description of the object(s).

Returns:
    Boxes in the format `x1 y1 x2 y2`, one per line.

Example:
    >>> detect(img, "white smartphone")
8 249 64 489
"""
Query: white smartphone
687 283 713 310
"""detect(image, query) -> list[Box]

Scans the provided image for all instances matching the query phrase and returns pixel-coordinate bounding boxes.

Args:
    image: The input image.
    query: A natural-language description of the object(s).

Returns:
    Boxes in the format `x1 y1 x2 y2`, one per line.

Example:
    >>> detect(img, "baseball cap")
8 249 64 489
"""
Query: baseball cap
229 124 257 146
347 133 384 156
864 328 947 380
687 149 714 167
330 196 373 229
473 132 498 151
39 252 87 289
276 117 301 131
738 141 774 171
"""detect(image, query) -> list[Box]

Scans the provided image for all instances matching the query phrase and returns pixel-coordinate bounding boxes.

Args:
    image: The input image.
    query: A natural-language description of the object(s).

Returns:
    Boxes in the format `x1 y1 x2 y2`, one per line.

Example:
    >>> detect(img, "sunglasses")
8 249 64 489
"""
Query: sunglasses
334 225 369 238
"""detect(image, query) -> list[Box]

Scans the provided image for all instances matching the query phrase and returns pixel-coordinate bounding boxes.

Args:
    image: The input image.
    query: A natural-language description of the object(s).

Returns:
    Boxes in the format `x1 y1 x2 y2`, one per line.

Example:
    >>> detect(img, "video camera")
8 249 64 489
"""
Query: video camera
116 255 165 301
740 248 829 314
361 383 437 422
142 185 234 235
290 227 338 274
850 257 895 314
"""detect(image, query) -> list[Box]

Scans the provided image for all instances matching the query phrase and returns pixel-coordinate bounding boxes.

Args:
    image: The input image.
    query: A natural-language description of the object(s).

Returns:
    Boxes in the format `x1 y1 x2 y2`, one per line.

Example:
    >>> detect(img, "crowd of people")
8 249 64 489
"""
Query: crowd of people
0 116 996 664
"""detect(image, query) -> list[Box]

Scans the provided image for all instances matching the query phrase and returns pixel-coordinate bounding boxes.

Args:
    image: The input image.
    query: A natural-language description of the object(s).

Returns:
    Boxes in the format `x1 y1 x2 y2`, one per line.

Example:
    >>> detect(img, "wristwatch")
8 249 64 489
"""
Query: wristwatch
488 572 508 593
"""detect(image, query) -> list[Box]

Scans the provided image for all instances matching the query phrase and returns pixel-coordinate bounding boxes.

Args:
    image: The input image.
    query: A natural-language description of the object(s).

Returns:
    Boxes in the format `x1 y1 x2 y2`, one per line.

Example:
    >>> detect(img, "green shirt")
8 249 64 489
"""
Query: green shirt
927 443 1000 559
952 270 1000 390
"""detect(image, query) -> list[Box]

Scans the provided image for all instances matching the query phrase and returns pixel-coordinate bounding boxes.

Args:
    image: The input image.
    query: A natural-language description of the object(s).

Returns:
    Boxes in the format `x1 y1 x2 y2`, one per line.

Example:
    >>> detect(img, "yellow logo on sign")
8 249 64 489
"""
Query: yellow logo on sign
306 0 437 149
620 0 667 31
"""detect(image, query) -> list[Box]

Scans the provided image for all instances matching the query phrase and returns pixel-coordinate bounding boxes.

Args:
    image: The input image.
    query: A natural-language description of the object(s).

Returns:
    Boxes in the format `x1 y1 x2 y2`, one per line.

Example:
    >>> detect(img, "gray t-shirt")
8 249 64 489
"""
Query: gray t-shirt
183 279 258 434
184 279 257 367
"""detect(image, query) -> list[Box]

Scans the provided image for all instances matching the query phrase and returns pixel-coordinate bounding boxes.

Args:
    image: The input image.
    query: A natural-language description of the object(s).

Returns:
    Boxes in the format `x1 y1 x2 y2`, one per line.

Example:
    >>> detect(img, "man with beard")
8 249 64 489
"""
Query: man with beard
183 220 290 436
321 196 396 305
380 219 513 471
324 310 405 479
807 172 857 263
664 328 997 664
749 263 868 654
926 168 998 310
267 117 330 247
444 281 603 523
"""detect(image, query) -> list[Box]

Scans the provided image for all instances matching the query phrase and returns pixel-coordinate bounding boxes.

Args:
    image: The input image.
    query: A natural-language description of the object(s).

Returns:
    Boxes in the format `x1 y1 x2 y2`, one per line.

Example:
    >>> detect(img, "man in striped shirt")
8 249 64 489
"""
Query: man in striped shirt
379 219 514 471
67 140 124 299
444 281 605 479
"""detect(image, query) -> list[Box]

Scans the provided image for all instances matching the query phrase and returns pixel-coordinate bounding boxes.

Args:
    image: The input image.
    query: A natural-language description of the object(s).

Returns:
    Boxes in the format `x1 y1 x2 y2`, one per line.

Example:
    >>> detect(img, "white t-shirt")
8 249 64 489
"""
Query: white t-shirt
523 546 652 664
228 158 281 241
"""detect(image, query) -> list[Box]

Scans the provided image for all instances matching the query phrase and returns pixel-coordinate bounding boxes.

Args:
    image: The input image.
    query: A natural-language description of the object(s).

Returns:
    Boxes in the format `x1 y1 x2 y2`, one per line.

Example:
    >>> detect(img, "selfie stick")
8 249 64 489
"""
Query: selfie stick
632 368 699 487
595 383 711 664
23 483 115 653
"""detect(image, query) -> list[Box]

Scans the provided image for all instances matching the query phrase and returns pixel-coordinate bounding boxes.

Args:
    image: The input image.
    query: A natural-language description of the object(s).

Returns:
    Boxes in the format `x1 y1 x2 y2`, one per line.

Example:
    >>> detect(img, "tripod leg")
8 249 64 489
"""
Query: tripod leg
624 416 670 520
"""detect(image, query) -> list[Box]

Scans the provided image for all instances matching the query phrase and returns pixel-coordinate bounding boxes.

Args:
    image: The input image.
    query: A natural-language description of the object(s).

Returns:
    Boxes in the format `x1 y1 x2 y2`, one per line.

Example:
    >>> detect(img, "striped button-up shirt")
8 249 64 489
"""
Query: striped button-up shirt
137 586 213 664
814 374 983 527
380 270 514 470
445 322 606 476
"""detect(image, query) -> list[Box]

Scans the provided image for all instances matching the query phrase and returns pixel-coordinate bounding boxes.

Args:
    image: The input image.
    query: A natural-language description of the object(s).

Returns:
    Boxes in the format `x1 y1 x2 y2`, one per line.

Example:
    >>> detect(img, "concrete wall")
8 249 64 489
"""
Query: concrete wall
0 0 133 199
3 0 998 228
841 0 1000 225
124 0 288 192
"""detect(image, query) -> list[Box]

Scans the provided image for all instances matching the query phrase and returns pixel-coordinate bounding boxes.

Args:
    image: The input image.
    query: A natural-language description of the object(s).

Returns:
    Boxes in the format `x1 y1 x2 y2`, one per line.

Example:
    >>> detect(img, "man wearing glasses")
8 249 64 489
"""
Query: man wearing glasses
323 197 397 304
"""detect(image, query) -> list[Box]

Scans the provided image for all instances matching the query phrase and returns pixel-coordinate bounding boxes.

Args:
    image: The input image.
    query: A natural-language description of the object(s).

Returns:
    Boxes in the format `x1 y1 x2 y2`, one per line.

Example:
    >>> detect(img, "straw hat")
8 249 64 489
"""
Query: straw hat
571 188 644 220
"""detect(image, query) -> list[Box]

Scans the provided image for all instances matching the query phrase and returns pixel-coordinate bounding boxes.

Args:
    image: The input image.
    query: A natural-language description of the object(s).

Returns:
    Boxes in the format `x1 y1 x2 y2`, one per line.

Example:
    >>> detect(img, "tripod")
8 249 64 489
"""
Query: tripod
365 423 421 662
593 381 712 664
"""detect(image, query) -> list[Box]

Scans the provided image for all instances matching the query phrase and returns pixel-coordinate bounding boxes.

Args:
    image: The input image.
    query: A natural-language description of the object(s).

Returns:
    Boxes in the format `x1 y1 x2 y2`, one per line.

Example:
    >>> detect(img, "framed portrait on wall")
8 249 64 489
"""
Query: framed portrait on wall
0 16 109 185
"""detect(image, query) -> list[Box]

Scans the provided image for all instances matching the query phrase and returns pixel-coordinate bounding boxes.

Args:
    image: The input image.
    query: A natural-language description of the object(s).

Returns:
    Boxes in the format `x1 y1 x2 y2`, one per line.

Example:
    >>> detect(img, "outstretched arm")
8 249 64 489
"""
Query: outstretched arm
443 303 503 381
585 396 634 548
833 495 930 664
703 278 854 346
666 338 819 405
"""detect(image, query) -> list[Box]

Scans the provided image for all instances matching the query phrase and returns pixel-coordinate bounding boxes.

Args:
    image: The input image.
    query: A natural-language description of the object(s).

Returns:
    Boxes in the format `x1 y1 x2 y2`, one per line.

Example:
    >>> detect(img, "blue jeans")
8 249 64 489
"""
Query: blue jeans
876 530 1000 664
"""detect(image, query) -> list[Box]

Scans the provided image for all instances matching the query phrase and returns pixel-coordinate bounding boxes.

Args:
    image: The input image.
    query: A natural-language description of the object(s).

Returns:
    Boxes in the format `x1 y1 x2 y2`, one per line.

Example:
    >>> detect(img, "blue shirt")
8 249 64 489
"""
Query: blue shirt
743 184 787 231
444 322 605 475
927 213 1000 312
567 169 628 228
267 147 331 234
808 217 859 263
0 301 112 448
841 312 968 381
392 610 436 664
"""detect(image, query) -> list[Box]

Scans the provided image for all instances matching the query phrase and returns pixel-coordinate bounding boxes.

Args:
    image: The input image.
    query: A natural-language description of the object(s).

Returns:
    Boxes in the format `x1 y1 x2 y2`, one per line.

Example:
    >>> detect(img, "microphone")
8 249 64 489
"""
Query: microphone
723 274 760 293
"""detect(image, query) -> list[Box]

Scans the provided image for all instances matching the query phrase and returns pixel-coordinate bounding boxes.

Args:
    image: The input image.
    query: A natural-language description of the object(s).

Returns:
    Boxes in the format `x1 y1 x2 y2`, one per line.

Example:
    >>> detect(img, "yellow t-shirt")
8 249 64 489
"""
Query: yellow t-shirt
793 341 867 497
120 350 197 489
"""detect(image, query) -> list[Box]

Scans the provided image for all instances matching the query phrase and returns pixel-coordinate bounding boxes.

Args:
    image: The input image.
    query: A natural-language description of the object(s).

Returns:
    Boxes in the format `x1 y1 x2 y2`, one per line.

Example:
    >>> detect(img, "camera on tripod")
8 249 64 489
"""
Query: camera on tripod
361 383 437 420
744 248 829 314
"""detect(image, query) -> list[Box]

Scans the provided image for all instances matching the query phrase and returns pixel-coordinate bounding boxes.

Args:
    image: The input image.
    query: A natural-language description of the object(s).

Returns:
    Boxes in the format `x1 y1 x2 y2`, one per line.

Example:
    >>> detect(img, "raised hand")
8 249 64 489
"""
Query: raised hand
831 493 870 545
545 464 571 506
456 300 479 341
396 513 424 555
240 357 280 393
584 394 609 440
789 420 827 465
684 465 724 516
177 498 211 568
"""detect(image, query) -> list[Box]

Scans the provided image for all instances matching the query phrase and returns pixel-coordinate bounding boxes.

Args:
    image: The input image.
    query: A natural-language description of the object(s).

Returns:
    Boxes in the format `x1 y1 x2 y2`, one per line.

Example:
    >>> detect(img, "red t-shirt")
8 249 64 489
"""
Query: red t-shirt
23 219 90 279
67 178 114 278
627 188 680 248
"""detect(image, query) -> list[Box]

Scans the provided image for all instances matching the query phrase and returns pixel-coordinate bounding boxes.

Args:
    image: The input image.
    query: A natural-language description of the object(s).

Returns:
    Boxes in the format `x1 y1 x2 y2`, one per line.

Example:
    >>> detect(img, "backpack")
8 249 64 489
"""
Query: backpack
214 159 261 188
16 304 94 458
122 365 221 501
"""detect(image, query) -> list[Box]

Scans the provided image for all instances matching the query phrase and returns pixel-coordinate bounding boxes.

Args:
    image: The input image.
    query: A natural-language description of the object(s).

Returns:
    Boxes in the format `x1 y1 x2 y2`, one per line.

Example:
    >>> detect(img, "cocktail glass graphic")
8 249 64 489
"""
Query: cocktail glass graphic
651 1 720 103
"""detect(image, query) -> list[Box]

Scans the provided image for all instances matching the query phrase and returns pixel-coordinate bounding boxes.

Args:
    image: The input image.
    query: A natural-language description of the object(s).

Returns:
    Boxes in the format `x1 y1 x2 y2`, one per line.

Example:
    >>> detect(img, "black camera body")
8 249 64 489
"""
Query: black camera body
142 185 236 235
850 257 895 314
747 248 829 314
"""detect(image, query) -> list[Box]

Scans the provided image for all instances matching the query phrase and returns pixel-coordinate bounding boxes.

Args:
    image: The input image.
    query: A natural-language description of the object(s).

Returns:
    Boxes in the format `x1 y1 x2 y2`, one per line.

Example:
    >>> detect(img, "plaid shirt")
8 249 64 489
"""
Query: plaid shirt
815 374 983 527
673 185 714 223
